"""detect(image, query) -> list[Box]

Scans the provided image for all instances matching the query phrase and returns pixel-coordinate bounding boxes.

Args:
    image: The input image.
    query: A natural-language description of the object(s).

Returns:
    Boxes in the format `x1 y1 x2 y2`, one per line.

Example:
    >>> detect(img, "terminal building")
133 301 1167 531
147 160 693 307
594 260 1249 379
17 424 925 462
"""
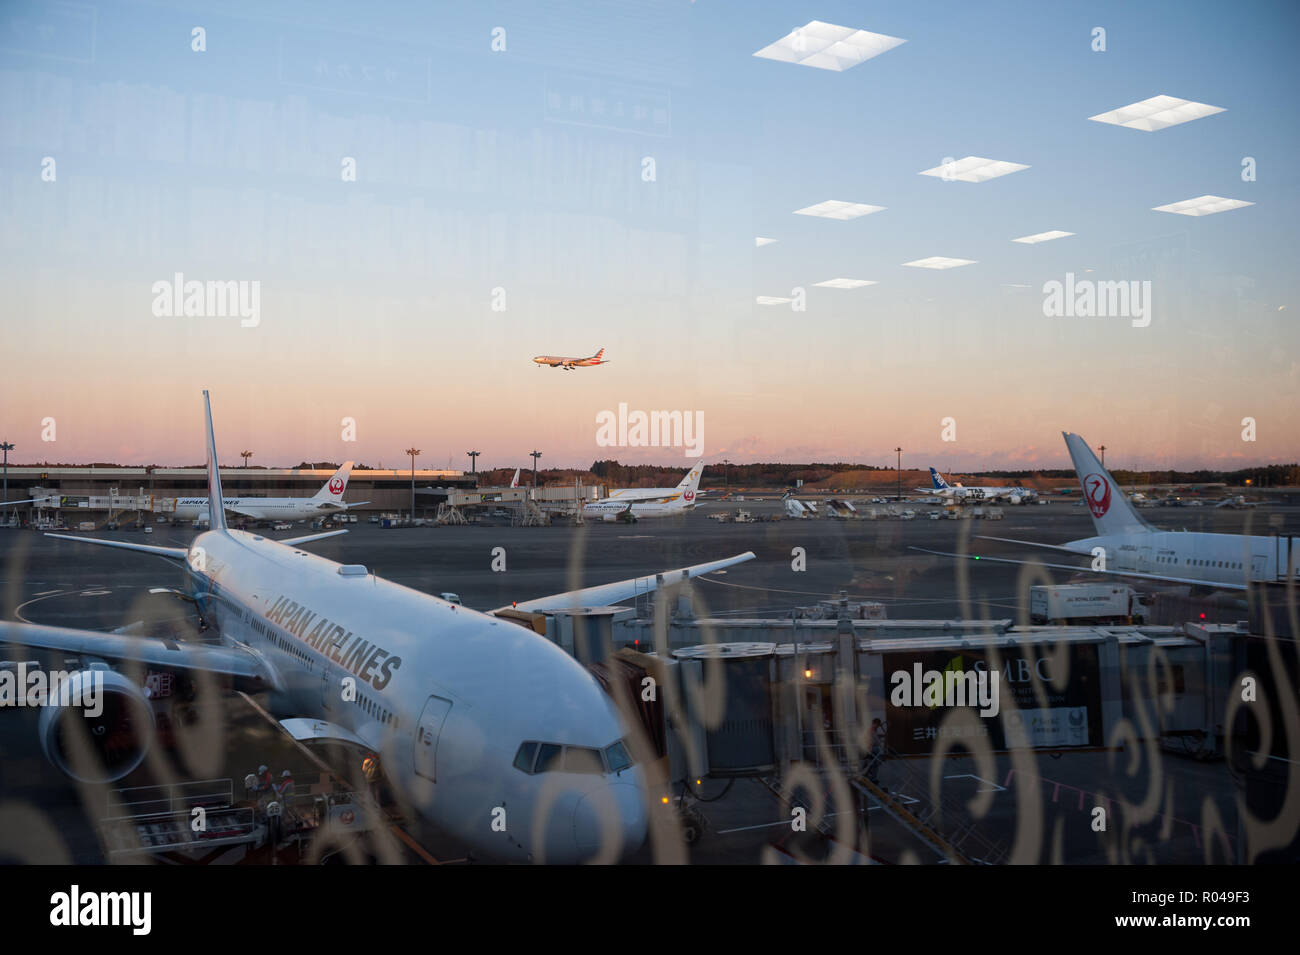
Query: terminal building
0 464 479 522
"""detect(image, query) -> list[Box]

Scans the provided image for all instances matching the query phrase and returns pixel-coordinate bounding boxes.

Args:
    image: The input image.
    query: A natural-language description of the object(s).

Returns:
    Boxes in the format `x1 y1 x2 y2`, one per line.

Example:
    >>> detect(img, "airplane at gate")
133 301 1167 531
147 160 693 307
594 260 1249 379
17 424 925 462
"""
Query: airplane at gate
603 464 704 505
170 462 366 522
5 391 755 863
917 468 1038 504
916 432 1297 591
532 347 608 370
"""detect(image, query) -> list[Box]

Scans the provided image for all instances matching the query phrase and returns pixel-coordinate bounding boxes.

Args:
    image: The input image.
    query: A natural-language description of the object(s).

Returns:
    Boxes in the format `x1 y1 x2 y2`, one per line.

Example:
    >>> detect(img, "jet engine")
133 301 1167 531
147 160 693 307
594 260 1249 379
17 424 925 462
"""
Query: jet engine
38 669 155 783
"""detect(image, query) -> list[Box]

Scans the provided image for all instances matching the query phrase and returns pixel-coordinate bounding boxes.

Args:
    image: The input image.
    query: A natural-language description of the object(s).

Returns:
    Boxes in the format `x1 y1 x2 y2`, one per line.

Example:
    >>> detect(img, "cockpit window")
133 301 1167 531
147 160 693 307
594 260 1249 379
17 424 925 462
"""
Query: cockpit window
513 741 538 773
604 740 632 773
535 743 563 773
563 746 605 775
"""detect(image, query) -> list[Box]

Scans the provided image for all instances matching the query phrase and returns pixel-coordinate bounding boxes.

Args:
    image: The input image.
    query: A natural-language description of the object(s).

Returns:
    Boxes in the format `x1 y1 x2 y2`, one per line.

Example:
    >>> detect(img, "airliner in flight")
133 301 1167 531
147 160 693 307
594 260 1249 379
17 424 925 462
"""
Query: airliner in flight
4 392 755 863
917 468 1038 504
918 433 1296 590
603 464 704 504
532 348 608 370
170 462 366 522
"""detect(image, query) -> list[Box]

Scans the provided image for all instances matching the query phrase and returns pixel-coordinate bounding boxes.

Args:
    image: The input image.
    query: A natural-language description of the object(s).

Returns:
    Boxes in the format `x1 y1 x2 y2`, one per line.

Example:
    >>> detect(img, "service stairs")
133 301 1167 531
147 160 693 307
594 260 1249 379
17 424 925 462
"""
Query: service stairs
850 749 1009 865
762 749 1009 865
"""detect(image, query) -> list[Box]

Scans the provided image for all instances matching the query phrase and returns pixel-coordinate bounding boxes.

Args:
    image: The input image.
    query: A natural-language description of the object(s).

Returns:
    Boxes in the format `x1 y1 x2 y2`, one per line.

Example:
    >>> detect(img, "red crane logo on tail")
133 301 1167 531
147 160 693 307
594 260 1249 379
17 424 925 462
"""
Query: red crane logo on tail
684 490 695 503
329 478 344 495
1084 474 1111 518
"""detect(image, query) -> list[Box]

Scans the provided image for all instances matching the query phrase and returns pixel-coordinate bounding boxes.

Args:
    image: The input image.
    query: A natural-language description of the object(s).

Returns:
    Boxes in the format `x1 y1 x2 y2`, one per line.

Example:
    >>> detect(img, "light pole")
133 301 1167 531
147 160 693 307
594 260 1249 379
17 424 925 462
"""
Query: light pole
1098 444 1107 468
405 448 420 522
895 447 902 502
241 449 253 468
1 442 12 513
722 458 730 495
530 450 542 488
466 450 479 475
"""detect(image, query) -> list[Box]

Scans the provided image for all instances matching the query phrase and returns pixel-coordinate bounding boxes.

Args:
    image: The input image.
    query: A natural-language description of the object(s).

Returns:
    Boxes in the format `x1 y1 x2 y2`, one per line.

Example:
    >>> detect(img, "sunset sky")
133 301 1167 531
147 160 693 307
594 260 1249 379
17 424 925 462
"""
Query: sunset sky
2 0 1296 474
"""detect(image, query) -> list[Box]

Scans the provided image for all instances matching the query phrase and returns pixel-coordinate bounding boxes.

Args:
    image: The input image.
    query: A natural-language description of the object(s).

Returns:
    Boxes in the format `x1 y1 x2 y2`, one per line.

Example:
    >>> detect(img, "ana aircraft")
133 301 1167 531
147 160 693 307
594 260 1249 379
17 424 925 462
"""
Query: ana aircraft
3 391 755 863
170 462 367 522
917 468 1038 504
532 348 608 370
918 433 1296 591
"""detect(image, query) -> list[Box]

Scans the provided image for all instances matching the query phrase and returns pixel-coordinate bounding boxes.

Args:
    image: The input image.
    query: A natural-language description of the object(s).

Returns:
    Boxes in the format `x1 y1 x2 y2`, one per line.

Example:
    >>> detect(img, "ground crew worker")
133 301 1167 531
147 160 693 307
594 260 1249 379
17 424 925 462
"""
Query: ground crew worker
253 764 273 795
274 770 295 800
865 719 887 786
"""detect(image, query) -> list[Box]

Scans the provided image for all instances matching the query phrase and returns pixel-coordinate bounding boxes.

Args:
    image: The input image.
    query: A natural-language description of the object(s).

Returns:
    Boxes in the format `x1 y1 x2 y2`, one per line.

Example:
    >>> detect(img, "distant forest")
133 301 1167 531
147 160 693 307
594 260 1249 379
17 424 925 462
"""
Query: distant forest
20 459 1298 490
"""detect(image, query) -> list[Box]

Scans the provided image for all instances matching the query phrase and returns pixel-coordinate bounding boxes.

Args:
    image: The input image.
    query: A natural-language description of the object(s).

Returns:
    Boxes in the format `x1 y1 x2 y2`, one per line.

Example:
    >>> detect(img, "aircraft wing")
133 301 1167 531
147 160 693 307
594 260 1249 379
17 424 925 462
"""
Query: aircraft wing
0 621 270 679
974 536 1087 554
908 547 1248 591
45 533 189 561
279 530 348 546
496 551 756 614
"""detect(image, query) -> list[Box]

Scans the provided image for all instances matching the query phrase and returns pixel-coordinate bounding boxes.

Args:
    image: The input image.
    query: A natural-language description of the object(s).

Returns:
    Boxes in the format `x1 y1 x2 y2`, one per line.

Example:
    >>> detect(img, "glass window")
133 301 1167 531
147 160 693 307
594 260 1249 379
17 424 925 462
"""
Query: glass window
535 743 563 773
513 741 539 773
605 740 633 773
564 746 605 774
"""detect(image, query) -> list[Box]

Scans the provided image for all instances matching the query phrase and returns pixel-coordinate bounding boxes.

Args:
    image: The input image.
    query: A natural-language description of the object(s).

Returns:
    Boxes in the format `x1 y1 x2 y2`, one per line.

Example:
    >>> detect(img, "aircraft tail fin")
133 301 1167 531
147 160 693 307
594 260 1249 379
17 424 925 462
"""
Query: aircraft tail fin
1062 432 1150 536
510 467 520 488
592 347 604 362
201 391 229 533
313 461 354 501
677 463 704 504
930 467 949 490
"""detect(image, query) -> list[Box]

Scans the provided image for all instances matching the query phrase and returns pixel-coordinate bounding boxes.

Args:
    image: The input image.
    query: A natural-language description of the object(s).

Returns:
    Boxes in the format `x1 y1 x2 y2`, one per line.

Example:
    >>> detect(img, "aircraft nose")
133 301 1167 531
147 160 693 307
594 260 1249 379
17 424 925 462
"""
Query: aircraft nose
572 782 648 861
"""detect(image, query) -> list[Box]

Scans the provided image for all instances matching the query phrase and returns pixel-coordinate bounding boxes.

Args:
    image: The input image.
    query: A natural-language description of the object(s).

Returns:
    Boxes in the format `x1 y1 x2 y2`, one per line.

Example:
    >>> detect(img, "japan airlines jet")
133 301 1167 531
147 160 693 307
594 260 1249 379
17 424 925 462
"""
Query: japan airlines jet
170 462 367 522
532 347 608 370
585 480 701 522
510 467 521 489
4 392 754 863
917 468 1038 504
603 464 704 505
917 433 1297 591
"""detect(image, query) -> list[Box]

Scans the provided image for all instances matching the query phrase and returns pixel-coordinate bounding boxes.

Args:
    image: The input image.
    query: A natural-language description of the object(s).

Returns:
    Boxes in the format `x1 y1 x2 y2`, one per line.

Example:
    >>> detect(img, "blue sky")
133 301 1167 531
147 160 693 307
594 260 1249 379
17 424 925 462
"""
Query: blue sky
1 0 1296 472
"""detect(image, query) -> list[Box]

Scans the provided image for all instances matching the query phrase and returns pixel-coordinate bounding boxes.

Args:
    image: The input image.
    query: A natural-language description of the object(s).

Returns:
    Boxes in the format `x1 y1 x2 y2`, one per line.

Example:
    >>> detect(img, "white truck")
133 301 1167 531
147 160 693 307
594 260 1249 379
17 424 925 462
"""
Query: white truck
1030 583 1147 625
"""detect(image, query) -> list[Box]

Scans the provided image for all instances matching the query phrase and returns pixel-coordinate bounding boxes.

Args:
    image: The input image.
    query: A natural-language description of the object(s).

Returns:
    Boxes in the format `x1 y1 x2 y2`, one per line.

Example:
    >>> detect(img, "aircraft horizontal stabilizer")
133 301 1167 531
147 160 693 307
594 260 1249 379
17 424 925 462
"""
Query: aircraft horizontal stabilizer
908 546 1246 591
0 621 269 677
45 534 189 561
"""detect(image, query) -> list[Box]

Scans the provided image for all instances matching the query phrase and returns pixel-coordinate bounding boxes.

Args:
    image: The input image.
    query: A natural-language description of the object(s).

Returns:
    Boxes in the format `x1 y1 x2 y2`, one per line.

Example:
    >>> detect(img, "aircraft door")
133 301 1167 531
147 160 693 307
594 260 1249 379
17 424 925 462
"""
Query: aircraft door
414 696 453 782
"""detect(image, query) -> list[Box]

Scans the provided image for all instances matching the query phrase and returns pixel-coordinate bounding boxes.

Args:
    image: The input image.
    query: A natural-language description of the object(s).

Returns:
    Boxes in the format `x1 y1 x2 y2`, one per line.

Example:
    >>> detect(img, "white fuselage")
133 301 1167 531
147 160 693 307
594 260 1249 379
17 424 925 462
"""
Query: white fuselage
172 497 338 522
1066 530 1296 587
586 498 693 520
187 529 647 862
932 485 1036 504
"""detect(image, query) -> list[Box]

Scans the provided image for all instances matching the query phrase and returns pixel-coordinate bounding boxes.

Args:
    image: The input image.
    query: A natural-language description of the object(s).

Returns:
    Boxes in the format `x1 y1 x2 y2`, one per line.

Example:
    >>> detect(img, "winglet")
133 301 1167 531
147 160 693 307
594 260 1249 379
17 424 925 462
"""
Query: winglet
202 390 228 532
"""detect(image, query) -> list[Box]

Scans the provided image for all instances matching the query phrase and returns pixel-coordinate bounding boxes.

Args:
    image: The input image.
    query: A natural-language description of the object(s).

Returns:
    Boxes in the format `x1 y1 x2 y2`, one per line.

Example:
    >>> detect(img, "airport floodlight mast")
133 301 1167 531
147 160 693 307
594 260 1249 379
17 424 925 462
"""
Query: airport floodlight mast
466 450 479 474
405 448 421 522
241 449 253 468
1099 444 1107 468
722 458 730 493
530 450 542 488
1 441 12 512
895 447 902 502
